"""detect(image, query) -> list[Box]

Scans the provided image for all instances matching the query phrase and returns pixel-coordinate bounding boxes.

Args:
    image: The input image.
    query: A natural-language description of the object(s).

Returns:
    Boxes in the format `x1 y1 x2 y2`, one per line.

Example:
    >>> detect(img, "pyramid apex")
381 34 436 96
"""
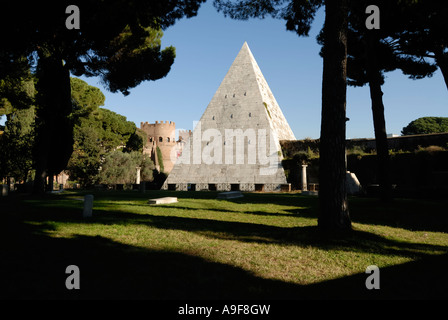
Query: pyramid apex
236 41 255 63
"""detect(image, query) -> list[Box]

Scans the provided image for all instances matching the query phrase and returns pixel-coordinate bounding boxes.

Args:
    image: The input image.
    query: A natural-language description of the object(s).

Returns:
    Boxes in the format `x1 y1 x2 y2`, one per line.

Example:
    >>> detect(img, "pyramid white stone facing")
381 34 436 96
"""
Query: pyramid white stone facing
163 42 296 192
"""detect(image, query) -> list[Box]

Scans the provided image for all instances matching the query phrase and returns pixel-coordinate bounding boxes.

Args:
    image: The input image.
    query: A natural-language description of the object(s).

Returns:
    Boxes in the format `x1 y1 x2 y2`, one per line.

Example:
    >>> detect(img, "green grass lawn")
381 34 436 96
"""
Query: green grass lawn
1 190 448 299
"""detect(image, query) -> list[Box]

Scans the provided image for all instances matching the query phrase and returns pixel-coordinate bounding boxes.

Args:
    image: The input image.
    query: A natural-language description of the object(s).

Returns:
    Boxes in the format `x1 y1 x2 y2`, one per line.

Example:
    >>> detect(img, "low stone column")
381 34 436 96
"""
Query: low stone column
301 164 308 191
136 167 141 185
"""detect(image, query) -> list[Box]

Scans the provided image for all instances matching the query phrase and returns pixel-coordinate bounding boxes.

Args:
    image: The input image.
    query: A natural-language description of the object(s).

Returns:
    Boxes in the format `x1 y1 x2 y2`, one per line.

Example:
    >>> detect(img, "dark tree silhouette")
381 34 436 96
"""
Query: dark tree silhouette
0 0 205 193
391 0 448 91
317 0 351 231
319 1 437 202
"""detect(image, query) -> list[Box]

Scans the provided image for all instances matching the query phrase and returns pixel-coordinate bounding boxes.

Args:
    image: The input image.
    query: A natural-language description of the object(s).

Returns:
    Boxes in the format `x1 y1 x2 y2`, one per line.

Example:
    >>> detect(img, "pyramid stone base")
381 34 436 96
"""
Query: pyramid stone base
162 181 282 192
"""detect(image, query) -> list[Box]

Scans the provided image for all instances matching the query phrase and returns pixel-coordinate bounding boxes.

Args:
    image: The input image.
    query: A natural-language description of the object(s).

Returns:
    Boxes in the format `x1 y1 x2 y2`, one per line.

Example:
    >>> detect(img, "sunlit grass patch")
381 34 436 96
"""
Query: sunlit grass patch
3 190 448 299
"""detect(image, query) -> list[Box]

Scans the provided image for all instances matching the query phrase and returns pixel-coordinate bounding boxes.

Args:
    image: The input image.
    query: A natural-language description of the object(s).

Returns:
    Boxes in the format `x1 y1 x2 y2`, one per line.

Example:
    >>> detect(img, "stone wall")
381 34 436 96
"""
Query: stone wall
346 132 448 152
162 181 284 192
280 132 448 157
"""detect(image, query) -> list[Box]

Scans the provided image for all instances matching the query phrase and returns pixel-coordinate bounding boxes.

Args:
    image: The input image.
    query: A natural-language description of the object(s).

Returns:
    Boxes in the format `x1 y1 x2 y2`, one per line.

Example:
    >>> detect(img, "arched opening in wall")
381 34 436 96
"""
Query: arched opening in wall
149 137 153 142
167 137 170 142
188 183 196 191
255 184 265 192
159 137 163 142
208 184 217 191
168 184 176 191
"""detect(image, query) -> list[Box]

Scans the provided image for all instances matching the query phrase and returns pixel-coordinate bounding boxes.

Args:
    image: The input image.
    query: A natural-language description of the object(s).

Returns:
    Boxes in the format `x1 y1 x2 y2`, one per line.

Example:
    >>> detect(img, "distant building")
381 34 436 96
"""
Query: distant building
140 121 190 174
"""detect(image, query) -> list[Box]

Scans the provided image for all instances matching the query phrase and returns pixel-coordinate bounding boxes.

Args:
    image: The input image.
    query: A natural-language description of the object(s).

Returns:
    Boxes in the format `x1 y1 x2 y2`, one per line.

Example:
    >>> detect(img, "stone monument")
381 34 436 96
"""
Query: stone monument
162 42 296 192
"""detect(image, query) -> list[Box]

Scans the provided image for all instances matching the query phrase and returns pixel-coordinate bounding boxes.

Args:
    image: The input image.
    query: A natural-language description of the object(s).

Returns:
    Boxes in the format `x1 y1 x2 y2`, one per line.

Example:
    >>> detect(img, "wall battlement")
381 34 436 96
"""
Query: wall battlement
178 129 192 141
140 121 176 138
141 121 175 128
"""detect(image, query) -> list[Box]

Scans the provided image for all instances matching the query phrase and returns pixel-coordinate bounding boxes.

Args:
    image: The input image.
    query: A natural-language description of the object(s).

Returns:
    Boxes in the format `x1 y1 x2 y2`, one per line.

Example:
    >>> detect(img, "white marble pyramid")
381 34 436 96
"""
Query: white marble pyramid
163 42 296 192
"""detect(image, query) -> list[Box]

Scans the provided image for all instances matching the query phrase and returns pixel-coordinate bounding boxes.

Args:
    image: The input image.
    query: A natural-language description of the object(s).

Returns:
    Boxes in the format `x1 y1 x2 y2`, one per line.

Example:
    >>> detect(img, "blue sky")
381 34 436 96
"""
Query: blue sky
71 2 447 139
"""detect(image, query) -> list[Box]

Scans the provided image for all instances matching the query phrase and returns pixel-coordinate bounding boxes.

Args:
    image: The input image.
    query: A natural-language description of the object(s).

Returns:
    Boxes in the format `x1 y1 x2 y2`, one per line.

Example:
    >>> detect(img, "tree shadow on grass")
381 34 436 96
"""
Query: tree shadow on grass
8 193 447 259
304 252 448 299
2 213 448 300
0 218 300 300
64 189 315 207
73 205 446 259
2 193 448 299
146 204 317 219
92 190 448 233
348 196 448 233
2 215 447 300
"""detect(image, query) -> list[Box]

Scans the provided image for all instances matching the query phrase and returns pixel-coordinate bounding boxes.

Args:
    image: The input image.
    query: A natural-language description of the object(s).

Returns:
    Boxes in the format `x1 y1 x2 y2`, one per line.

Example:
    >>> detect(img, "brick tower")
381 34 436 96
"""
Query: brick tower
140 121 177 173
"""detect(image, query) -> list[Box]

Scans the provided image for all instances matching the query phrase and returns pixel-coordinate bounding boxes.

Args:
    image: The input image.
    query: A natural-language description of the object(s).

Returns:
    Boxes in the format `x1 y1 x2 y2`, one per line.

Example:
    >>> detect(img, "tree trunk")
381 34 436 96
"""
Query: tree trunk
33 129 49 194
33 49 73 194
365 35 393 202
435 50 448 91
318 0 351 232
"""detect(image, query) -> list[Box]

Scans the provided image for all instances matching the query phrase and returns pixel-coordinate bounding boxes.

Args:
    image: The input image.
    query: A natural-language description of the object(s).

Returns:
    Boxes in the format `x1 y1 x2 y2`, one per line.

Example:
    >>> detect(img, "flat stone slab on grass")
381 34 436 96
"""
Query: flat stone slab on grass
302 191 318 196
148 197 178 205
217 191 244 199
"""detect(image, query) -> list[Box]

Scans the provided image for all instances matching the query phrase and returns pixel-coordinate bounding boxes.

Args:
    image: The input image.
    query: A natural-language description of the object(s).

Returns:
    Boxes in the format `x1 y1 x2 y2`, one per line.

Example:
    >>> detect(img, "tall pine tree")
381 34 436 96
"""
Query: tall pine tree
317 1 437 202
0 0 205 193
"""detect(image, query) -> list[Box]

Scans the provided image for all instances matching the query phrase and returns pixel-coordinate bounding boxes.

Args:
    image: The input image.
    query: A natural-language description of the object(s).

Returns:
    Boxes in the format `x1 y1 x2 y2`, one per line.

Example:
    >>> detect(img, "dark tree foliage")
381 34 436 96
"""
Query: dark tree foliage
318 0 438 202
68 107 147 187
0 57 35 114
214 0 323 36
70 77 106 120
33 51 74 192
391 0 448 91
344 1 437 87
0 0 205 193
125 129 147 153
0 107 35 182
